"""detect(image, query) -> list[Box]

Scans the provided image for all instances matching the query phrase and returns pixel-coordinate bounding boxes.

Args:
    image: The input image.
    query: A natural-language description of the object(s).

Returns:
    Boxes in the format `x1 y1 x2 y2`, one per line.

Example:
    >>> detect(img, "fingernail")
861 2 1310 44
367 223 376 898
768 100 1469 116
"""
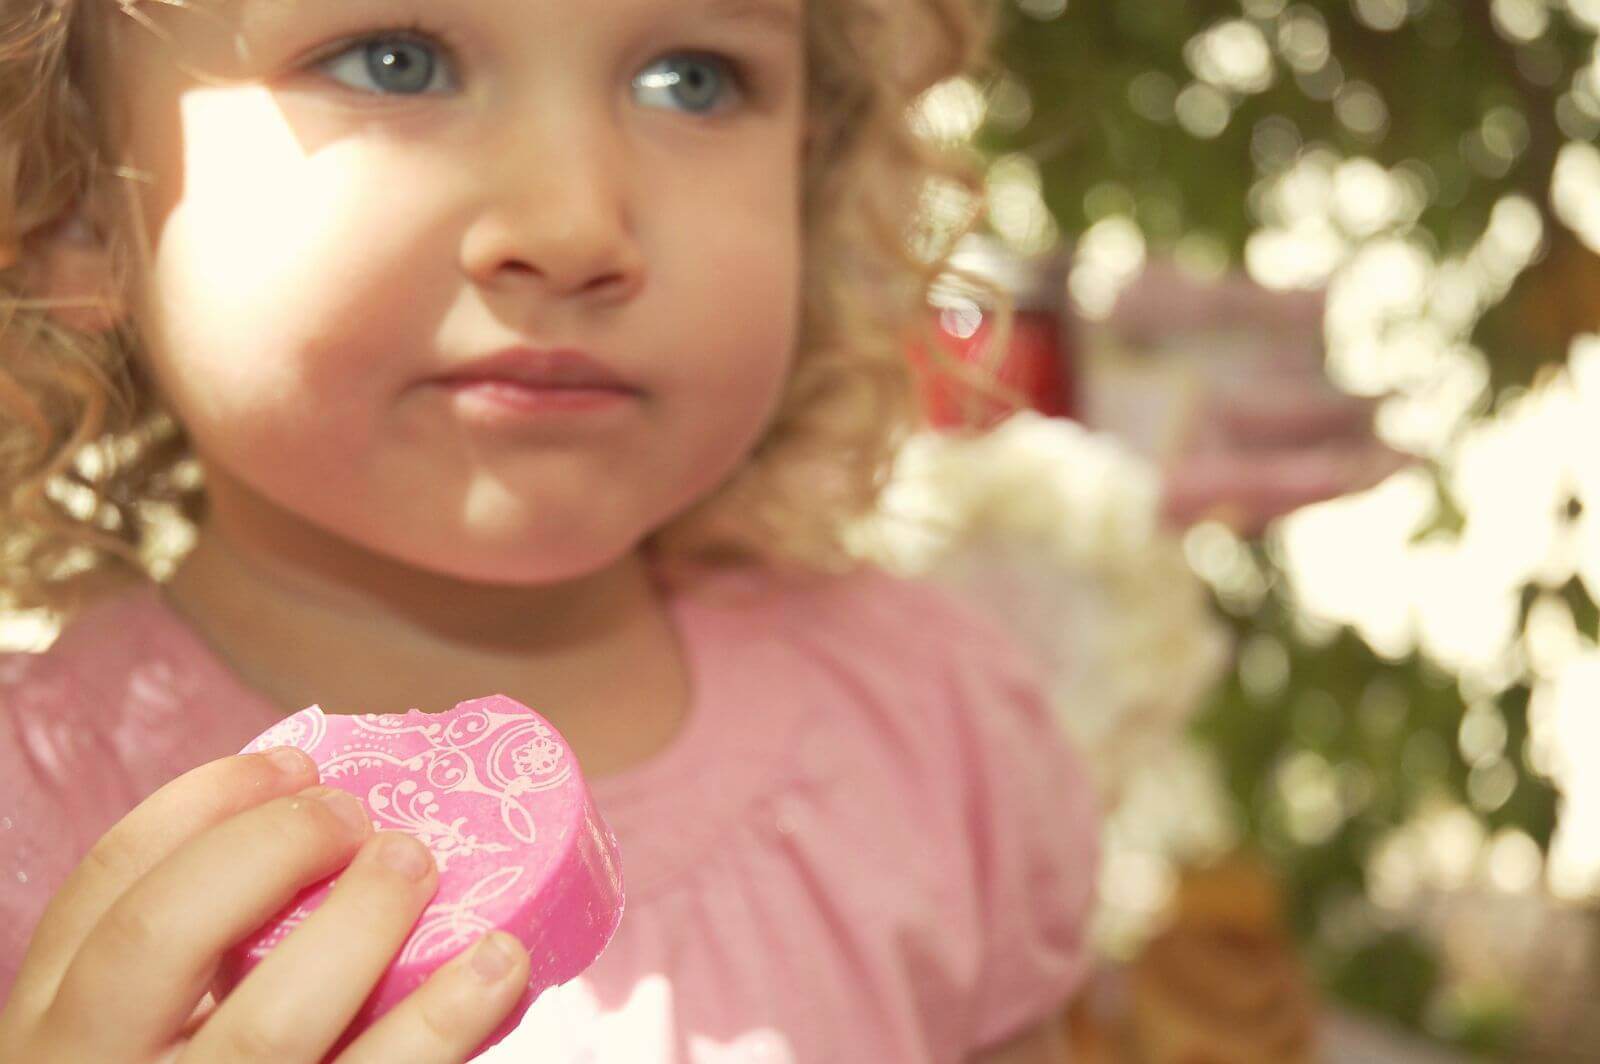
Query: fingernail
262 746 312 779
471 933 517 982
310 787 371 837
376 832 432 881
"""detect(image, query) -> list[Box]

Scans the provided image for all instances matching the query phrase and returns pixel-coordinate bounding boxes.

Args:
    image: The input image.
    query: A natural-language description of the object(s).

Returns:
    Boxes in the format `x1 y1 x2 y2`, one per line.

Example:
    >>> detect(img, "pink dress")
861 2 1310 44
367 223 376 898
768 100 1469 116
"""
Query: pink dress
0 564 1098 1062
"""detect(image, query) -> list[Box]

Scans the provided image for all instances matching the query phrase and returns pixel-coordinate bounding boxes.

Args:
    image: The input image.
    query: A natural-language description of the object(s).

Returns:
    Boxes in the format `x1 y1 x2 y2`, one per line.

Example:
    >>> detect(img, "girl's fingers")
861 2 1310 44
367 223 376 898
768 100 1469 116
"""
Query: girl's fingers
49 782 371 1059
6 750 317 1019
334 932 531 1064
180 830 440 1063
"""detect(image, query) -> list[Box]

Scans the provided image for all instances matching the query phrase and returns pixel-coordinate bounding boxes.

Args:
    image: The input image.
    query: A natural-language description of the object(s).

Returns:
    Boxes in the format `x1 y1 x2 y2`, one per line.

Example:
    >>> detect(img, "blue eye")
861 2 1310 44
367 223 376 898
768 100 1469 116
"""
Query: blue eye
313 34 745 114
633 54 744 116
320 34 452 96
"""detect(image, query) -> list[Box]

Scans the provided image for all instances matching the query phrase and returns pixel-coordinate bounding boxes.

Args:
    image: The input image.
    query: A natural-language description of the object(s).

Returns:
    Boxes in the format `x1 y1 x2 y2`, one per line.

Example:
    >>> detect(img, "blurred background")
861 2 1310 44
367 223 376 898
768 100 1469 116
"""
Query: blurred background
876 0 1600 1059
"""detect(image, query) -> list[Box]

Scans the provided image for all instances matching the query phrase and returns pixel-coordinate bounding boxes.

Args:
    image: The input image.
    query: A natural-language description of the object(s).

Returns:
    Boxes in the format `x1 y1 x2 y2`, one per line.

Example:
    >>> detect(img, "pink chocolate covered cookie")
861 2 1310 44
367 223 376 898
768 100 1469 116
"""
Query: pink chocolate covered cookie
217 694 625 1059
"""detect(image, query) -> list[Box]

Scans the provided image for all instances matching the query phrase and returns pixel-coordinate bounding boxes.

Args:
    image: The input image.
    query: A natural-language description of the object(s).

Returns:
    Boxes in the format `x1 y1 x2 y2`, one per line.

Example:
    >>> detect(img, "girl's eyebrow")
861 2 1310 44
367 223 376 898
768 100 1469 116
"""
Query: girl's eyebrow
234 0 802 39
701 0 802 37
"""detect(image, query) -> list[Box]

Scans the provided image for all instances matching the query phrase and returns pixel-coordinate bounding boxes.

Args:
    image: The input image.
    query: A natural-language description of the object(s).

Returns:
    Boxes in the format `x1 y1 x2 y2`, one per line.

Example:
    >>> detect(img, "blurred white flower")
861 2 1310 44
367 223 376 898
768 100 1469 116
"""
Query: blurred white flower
847 412 1232 804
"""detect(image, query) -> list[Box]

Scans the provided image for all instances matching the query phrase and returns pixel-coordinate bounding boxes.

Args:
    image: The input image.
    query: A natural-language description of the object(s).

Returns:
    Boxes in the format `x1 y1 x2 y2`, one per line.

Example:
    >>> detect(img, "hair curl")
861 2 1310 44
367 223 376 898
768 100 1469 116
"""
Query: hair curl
0 0 1015 621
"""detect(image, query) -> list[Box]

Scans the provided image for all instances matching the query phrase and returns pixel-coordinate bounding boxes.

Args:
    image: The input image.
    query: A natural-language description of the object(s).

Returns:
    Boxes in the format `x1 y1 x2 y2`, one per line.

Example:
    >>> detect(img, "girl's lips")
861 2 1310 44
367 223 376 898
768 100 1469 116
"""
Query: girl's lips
433 377 639 416
432 347 636 392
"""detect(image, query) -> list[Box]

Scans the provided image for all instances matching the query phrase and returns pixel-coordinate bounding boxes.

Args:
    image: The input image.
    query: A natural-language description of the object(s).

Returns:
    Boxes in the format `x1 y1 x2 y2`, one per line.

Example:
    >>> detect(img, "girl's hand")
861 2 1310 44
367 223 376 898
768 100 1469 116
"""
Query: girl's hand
0 748 531 1063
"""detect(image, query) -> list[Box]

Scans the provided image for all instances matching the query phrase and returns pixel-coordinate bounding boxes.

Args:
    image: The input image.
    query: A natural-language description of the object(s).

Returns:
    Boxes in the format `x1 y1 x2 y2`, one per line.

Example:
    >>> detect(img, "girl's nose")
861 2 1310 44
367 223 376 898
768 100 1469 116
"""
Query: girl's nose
459 127 646 303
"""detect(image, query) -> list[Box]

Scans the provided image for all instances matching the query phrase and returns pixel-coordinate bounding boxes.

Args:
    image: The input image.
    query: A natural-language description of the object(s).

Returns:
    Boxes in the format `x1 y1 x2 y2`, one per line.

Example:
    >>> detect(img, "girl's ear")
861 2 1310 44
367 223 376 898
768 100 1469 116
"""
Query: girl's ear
20 205 127 335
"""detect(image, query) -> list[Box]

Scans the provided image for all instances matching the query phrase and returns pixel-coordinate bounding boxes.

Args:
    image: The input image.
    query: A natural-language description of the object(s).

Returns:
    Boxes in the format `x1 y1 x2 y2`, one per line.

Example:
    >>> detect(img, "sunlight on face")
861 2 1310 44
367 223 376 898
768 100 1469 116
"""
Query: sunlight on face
103 0 808 585
163 85 332 328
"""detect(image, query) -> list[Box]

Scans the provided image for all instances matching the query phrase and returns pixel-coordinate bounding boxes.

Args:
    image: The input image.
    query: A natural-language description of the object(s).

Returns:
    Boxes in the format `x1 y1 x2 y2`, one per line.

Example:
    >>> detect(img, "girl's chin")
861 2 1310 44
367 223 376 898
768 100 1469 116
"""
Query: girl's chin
394 540 645 588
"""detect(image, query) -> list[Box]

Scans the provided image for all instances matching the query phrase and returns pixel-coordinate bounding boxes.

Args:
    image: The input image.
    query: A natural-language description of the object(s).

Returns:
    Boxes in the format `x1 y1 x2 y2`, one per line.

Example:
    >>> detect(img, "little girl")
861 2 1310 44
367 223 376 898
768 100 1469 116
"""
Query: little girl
0 0 1098 1059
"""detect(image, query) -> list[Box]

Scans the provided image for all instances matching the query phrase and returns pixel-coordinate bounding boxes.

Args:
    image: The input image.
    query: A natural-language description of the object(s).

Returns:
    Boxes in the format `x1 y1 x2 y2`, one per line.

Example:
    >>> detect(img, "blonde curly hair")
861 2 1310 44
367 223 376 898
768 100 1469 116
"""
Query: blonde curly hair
0 0 1016 620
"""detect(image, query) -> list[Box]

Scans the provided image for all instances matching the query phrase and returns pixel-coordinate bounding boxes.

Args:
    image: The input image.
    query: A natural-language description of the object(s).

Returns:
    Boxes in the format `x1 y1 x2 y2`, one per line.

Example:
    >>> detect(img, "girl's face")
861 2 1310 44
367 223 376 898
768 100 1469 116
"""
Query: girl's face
98 0 805 583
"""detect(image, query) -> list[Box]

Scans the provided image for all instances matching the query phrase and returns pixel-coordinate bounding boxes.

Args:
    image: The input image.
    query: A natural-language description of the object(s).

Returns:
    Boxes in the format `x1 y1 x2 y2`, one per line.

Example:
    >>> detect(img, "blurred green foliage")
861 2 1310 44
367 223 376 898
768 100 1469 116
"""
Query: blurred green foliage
984 0 1600 386
982 0 1600 1053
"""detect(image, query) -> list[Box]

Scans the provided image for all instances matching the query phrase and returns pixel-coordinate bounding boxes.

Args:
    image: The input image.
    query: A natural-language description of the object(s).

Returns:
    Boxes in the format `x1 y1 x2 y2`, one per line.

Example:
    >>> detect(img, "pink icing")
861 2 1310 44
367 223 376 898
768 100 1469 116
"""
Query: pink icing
216 694 625 1060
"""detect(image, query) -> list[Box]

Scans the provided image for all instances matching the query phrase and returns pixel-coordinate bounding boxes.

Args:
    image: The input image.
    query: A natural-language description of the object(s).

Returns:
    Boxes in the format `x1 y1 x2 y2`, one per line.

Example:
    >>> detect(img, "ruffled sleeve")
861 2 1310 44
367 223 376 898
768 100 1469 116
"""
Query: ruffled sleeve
0 641 148 1007
0 653 90 1006
948 599 1102 1052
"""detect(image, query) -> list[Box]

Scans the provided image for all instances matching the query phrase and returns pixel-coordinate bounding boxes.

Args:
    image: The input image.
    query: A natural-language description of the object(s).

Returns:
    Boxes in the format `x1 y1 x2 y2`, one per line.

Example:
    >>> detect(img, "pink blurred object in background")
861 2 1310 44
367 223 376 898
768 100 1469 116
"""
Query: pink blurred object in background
1085 259 1410 537
219 694 624 1062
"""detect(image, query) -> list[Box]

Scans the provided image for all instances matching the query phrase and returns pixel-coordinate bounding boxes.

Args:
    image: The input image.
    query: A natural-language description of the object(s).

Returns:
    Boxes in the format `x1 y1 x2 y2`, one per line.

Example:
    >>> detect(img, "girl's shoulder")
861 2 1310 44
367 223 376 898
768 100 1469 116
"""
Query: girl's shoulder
702 558 1024 647
613 559 1088 872
784 565 1102 1045
0 585 183 802
2 580 191 694
0 583 186 1000
656 562 1100 1047
0 581 252 820
693 560 1072 790
719 561 1049 698
0 585 158 724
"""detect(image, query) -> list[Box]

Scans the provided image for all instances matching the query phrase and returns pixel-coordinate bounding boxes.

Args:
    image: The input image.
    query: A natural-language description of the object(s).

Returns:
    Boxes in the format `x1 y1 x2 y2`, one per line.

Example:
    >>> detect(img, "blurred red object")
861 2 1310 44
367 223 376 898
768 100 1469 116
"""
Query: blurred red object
909 234 1078 430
